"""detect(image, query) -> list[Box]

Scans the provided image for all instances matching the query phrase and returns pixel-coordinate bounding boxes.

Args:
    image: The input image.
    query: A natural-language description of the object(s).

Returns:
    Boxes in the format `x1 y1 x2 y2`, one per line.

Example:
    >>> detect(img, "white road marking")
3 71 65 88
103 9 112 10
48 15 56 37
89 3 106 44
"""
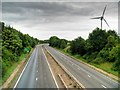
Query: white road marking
101 85 107 88
42 48 59 88
47 46 119 87
45 47 86 89
13 48 36 89
36 77 38 81
88 75 91 78
65 58 108 84
37 70 38 72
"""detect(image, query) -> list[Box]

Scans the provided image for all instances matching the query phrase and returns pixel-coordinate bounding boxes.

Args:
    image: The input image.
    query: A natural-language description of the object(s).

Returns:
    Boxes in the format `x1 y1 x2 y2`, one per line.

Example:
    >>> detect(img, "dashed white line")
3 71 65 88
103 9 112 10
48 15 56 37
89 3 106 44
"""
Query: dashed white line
88 75 91 78
101 85 107 88
42 48 59 88
36 77 38 81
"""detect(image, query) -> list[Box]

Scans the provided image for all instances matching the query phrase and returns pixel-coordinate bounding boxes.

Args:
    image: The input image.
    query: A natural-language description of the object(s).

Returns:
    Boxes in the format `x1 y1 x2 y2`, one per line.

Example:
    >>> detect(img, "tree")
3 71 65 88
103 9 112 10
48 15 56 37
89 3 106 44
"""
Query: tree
2 28 23 56
59 39 67 49
97 48 110 61
86 28 108 53
70 37 86 56
110 45 120 71
49 36 60 47
107 30 118 37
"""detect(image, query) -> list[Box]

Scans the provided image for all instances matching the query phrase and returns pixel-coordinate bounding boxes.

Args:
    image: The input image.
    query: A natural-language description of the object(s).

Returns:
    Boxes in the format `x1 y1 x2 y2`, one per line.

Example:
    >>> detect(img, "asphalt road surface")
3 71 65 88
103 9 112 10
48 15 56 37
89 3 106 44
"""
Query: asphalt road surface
44 45 119 89
14 45 57 88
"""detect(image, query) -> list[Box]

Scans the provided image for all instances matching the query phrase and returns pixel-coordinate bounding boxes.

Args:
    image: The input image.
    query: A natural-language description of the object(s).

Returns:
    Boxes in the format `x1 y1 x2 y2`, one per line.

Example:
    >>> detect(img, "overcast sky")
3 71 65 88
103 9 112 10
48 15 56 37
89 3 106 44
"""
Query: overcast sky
1 0 119 40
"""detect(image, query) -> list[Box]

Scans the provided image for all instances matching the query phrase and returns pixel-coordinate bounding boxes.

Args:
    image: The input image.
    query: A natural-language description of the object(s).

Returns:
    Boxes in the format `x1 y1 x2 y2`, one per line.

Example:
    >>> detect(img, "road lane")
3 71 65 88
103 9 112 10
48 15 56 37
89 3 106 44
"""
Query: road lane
15 45 57 88
44 45 119 88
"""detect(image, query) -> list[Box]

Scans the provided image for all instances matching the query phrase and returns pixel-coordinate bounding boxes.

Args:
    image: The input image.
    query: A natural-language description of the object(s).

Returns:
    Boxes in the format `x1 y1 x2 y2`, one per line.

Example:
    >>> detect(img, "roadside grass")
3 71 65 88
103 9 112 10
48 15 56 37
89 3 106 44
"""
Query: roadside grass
55 48 118 77
91 62 118 76
0 53 27 85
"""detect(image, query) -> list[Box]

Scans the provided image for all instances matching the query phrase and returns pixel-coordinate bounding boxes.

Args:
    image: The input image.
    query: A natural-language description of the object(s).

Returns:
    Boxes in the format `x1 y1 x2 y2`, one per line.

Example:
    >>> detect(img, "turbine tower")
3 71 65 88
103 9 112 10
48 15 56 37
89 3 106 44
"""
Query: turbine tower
91 5 110 30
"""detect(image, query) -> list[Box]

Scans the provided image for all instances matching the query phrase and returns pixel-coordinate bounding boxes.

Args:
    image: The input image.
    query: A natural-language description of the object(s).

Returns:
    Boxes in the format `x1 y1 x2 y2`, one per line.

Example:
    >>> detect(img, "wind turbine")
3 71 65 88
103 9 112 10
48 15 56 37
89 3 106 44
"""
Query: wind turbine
91 5 110 30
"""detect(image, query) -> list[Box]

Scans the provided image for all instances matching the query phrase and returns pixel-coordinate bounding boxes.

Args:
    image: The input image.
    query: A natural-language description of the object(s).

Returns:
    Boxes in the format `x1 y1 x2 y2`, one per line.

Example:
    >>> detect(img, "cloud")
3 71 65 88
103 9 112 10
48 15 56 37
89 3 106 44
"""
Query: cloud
2 2 118 40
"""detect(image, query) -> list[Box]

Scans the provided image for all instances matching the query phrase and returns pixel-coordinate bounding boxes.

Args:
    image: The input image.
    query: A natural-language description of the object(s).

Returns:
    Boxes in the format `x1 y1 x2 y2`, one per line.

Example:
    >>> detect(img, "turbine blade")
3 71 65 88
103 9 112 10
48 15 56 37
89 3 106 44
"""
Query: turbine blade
91 17 101 19
104 18 110 27
102 5 107 17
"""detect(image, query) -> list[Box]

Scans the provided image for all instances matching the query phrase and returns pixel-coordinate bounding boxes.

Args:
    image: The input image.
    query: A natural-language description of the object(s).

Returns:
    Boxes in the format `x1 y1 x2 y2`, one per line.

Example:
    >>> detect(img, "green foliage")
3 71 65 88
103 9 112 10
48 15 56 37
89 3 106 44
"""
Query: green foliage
2 47 18 76
97 48 110 61
110 45 120 71
86 28 108 53
48 27 120 72
49 36 67 49
92 57 104 64
70 37 86 56
2 28 23 56
49 36 60 47
1 22 40 79
59 39 67 49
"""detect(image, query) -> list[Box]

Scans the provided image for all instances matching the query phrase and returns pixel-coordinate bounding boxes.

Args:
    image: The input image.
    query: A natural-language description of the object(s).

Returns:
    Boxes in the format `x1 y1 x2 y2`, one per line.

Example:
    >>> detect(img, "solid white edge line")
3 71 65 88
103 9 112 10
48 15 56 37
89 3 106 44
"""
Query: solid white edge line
101 85 107 88
45 46 86 89
41 48 59 89
88 75 91 78
54 47 119 84
36 77 38 81
13 48 35 89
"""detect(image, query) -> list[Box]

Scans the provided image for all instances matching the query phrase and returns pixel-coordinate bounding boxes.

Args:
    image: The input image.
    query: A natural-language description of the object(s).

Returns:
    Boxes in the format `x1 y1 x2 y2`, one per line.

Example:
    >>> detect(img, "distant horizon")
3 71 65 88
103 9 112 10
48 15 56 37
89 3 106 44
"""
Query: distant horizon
3 22 119 41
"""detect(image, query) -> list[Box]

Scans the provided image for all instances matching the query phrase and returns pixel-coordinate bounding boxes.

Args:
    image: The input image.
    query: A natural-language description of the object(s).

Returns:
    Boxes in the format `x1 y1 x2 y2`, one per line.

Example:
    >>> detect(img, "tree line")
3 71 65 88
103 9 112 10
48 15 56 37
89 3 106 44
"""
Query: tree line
1 22 40 77
49 28 120 72
49 36 68 49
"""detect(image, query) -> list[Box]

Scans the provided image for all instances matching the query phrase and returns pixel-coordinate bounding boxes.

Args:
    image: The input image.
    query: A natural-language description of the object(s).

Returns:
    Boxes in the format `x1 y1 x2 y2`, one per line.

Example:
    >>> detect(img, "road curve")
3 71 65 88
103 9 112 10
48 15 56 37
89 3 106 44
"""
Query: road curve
44 45 119 89
14 45 57 88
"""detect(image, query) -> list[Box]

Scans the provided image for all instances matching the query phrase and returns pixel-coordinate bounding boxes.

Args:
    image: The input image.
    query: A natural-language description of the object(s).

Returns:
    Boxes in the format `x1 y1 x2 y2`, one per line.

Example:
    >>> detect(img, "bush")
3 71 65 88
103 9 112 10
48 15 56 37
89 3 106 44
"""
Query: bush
89 52 98 59
109 46 119 62
92 57 104 64
2 61 7 77
97 49 109 61
111 45 120 71
112 59 120 71
2 47 18 62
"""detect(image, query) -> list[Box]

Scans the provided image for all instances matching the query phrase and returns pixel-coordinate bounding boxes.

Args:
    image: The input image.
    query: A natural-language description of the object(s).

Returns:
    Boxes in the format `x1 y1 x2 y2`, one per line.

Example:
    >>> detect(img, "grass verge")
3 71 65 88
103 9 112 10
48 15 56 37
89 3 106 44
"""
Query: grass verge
1 49 33 86
2 54 27 83
55 48 118 77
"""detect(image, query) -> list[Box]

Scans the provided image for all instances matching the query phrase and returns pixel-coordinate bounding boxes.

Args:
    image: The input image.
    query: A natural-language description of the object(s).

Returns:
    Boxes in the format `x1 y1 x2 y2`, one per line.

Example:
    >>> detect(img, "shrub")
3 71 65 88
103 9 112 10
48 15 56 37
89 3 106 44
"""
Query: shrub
92 57 104 64
97 49 109 61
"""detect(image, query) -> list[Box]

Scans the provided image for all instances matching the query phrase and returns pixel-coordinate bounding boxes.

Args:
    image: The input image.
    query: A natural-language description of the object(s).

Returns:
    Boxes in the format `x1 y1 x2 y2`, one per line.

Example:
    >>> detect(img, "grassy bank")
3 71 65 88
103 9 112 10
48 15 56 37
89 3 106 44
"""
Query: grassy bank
1 52 29 85
56 48 118 77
